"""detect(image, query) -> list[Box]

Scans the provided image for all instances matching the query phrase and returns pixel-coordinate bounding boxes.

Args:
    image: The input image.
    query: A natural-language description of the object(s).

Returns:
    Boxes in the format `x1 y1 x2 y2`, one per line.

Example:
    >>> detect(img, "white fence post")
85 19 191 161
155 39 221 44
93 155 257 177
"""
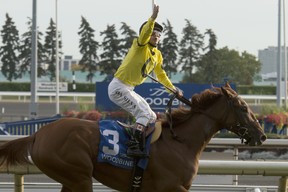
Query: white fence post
279 176 288 192
233 146 238 185
14 174 24 192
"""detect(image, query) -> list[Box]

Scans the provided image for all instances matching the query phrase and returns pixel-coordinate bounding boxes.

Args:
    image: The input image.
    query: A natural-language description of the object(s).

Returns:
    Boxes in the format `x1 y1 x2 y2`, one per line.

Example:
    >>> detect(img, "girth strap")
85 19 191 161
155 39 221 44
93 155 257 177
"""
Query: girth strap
129 158 145 192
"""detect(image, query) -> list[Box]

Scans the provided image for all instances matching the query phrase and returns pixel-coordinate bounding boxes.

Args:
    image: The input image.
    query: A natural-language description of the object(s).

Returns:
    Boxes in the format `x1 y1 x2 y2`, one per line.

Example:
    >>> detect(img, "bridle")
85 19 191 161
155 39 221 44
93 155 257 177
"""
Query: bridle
222 96 256 143
202 95 259 144
166 93 254 143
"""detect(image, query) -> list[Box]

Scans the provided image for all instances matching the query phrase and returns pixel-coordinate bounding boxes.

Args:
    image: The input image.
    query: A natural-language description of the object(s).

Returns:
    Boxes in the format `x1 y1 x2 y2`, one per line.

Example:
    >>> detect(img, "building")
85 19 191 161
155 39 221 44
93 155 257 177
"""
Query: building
61 55 80 71
258 46 288 83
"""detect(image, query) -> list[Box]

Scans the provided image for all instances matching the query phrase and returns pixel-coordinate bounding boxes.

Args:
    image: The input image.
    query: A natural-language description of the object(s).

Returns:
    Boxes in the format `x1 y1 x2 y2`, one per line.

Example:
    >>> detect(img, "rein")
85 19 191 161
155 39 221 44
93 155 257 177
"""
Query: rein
141 70 192 142
194 95 251 143
143 71 250 143
193 96 250 143
165 94 183 142
141 69 192 106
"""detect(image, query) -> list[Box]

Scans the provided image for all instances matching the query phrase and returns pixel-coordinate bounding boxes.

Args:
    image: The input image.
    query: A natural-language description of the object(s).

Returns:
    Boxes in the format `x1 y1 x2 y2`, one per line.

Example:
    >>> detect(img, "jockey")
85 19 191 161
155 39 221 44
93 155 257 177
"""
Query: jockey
108 4 182 158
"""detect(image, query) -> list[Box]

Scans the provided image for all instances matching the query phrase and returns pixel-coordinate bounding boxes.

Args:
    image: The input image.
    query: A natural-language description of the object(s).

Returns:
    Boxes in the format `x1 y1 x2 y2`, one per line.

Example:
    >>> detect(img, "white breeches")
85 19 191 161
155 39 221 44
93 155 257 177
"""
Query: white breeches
108 78 157 126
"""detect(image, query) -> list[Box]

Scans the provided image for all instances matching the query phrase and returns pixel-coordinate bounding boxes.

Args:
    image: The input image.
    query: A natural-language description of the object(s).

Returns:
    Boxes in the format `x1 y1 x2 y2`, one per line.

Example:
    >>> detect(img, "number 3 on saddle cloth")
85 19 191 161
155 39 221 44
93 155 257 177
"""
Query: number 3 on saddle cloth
97 120 161 170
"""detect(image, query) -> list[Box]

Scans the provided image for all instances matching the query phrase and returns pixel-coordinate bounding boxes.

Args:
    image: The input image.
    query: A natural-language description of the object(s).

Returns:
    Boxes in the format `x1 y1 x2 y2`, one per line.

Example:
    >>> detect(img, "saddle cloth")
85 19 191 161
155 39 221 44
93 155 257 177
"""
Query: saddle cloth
97 120 155 169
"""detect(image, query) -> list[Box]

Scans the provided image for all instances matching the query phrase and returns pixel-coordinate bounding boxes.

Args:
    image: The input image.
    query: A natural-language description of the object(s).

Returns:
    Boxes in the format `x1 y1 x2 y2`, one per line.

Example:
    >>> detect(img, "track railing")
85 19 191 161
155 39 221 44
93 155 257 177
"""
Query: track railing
0 138 288 192
0 115 62 135
0 160 286 192
0 91 282 104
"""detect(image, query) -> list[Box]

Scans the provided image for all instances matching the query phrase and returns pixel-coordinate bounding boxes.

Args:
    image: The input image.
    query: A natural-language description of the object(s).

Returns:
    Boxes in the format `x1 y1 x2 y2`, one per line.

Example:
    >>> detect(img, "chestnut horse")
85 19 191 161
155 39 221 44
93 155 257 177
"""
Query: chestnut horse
0 83 266 192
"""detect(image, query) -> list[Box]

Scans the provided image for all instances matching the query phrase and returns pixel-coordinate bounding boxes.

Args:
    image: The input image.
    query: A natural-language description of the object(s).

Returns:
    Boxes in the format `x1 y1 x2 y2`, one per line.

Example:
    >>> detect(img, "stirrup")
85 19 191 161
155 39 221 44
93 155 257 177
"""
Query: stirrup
127 124 147 158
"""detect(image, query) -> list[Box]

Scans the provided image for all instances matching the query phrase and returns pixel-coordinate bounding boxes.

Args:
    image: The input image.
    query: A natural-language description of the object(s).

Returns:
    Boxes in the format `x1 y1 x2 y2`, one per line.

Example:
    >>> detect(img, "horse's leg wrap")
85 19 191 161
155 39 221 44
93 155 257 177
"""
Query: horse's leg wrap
127 123 147 158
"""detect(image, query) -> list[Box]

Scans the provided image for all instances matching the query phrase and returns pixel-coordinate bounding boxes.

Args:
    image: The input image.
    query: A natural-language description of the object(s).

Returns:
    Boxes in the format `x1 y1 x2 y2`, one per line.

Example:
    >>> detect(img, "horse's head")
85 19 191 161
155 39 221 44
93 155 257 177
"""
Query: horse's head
219 83 266 146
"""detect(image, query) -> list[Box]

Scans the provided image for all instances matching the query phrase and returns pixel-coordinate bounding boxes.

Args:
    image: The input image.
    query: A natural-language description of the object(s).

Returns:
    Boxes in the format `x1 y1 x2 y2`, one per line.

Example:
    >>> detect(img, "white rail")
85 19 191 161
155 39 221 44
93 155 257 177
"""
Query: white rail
1 160 288 176
0 136 286 147
0 91 280 104
199 160 288 176
0 91 95 103
0 182 278 192
0 160 285 192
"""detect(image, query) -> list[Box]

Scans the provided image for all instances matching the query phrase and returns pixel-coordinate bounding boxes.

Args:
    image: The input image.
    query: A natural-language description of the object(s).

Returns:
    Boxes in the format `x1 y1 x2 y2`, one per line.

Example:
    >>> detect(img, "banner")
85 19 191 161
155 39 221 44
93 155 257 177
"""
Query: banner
95 82 236 112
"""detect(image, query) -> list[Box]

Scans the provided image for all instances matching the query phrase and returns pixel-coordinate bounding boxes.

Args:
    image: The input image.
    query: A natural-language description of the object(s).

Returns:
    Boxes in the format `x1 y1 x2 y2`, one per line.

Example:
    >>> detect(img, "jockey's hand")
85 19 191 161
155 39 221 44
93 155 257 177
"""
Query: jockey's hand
174 87 183 97
151 4 159 20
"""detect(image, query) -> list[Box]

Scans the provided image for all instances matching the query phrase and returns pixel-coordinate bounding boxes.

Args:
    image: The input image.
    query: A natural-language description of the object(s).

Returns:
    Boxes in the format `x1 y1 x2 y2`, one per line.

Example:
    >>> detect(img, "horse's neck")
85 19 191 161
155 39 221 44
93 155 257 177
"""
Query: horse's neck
163 115 221 157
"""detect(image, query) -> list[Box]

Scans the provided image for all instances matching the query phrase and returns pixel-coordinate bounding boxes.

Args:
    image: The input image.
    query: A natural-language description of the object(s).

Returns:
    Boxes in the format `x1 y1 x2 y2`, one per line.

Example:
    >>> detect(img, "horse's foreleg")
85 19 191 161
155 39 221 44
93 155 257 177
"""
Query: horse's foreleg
60 180 93 192
60 185 72 192
69 179 93 192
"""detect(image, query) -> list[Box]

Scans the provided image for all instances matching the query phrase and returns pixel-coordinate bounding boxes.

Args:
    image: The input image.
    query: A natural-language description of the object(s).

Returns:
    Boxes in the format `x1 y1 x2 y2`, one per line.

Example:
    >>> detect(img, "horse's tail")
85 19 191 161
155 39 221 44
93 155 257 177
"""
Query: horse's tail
0 135 35 167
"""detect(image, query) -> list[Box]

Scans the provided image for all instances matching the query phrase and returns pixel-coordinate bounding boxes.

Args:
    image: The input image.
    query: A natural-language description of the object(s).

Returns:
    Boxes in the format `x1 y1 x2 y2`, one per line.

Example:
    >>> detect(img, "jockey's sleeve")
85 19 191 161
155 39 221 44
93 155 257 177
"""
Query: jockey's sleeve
138 18 156 46
154 58 175 93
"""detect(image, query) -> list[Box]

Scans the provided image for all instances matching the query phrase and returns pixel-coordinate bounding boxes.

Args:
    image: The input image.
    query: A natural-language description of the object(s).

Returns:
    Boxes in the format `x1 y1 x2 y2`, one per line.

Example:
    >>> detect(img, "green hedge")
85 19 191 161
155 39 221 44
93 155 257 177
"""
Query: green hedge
0 82 31 91
0 82 276 95
67 83 95 92
237 85 276 95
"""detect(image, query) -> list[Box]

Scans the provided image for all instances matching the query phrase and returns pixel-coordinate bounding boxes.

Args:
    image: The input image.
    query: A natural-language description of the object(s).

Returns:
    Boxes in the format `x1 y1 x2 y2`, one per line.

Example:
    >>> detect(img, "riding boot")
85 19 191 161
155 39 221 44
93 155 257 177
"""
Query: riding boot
127 123 147 158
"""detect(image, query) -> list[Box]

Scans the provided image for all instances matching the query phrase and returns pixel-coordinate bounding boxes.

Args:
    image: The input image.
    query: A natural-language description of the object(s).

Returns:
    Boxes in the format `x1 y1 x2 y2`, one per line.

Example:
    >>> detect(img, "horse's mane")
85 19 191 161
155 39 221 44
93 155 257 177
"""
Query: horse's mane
161 83 237 127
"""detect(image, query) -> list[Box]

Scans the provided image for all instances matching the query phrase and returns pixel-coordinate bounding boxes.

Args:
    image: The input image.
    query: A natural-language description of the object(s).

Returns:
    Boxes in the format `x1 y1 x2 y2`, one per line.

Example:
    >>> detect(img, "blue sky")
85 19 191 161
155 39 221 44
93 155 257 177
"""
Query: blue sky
0 0 282 59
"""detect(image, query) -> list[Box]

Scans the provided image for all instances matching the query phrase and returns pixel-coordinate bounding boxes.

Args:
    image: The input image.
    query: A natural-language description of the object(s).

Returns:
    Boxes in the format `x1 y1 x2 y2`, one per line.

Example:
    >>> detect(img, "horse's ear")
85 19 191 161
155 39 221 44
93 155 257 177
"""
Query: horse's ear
225 81 231 88
221 86 230 98
222 82 233 98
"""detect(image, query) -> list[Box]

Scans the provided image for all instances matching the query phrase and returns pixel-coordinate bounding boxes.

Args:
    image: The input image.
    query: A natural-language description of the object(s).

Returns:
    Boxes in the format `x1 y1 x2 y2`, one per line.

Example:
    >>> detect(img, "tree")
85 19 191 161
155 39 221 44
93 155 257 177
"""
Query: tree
119 22 137 56
18 17 46 78
193 29 219 83
195 47 261 85
159 19 178 77
236 51 261 85
43 18 62 81
99 24 122 81
178 19 204 83
78 16 100 83
0 13 20 81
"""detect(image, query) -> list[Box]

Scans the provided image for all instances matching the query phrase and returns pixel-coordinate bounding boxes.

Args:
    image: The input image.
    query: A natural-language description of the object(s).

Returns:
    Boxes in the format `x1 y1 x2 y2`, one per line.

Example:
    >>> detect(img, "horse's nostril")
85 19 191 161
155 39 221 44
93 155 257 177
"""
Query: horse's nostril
261 135 267 142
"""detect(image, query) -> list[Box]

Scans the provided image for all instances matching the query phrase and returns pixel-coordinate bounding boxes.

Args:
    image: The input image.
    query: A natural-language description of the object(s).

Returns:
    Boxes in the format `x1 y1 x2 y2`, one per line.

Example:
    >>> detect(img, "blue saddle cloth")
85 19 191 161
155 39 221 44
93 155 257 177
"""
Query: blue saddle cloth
97 120 152 170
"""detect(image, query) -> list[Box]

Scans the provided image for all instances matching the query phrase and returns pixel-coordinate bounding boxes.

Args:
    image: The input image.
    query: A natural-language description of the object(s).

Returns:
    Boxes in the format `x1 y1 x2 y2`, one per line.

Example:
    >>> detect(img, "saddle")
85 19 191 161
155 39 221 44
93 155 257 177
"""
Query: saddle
117 121 162 144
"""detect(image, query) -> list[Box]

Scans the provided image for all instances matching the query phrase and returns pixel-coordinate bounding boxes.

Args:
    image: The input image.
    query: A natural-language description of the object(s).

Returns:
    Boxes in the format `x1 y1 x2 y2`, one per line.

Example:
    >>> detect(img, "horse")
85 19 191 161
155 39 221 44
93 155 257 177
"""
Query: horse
0 83 266 192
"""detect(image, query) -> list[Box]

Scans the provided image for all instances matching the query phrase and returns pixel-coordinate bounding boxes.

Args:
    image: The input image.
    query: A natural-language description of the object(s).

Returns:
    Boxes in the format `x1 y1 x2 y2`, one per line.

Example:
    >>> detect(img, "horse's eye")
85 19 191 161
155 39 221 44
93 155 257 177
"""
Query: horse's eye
241 106 248 112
